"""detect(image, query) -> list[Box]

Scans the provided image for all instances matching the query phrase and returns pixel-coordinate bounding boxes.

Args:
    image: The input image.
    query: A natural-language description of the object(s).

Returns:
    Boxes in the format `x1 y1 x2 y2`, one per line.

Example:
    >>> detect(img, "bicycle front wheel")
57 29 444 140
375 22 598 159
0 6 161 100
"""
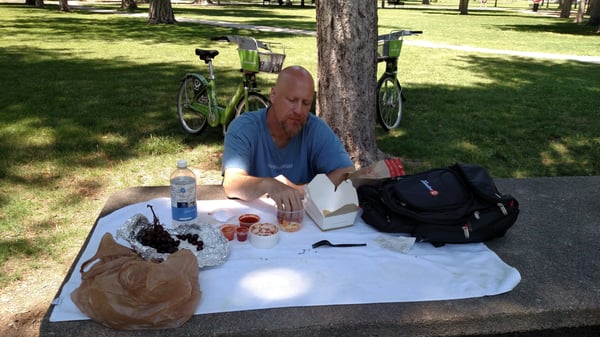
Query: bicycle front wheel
234 92 269 119
376 76 403 131
222 92 269 134
177 75 209 134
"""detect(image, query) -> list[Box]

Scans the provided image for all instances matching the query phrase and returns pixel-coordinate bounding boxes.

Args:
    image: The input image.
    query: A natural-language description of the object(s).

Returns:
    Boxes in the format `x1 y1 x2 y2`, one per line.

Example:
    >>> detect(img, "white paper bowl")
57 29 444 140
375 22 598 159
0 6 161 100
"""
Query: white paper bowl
248 223 280 249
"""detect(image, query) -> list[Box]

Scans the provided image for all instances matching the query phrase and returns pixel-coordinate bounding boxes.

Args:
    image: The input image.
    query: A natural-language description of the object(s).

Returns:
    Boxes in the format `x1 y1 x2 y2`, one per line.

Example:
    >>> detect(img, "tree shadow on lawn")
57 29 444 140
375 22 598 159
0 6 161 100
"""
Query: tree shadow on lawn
0 45 228 187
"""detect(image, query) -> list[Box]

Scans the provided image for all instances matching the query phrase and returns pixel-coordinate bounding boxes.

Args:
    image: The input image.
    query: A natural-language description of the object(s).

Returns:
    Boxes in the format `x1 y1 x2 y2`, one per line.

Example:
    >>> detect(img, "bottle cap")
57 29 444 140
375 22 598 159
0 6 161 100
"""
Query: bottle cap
177 159 187 168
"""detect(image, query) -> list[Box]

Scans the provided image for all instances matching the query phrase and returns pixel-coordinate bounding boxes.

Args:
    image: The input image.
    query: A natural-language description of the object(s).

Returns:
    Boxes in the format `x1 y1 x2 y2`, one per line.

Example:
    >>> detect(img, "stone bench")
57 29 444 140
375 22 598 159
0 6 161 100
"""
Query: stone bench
40 176 600 336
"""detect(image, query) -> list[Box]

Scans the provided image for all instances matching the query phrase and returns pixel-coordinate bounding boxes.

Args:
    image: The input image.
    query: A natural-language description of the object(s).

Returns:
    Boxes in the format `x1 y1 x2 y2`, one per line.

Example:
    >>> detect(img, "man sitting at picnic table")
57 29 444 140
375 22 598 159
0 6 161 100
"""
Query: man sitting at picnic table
222 65 355 212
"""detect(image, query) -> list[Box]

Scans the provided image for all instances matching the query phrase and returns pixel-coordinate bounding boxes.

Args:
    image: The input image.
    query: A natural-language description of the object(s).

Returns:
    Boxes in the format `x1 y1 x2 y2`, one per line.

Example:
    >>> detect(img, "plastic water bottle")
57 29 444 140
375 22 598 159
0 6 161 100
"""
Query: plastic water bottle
170 159 198 227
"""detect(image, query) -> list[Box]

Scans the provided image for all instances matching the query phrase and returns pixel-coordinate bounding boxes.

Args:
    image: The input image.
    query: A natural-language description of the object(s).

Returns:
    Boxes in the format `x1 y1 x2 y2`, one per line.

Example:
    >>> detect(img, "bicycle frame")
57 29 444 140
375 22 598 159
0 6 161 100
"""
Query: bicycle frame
380 57 399 77
184 69 258 128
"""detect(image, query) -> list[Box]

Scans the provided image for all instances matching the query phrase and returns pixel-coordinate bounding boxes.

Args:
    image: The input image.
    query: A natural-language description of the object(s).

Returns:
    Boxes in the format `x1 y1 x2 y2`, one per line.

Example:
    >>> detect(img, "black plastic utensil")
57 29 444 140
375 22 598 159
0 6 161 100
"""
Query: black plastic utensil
312 240 367 248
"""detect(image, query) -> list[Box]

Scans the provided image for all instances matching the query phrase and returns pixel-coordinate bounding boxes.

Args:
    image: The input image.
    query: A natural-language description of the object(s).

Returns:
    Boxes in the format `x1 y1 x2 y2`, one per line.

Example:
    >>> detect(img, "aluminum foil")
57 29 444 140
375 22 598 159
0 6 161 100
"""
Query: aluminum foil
116 214 230 268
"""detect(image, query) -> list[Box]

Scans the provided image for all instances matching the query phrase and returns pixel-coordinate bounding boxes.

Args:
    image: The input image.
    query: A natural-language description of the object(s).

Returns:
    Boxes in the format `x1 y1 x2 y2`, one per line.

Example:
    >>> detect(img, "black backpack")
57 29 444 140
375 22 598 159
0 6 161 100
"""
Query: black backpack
357 163 519 246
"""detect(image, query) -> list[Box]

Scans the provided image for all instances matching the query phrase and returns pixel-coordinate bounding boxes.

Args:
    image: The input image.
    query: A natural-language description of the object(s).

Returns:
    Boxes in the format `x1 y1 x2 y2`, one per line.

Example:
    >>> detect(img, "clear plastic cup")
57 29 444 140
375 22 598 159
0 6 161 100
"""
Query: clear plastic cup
277 209 304 232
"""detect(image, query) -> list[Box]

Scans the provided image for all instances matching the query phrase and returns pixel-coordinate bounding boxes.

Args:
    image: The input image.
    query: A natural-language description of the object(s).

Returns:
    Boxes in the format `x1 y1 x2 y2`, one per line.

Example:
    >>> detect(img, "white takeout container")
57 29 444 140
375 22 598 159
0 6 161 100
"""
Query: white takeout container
304 174 359 231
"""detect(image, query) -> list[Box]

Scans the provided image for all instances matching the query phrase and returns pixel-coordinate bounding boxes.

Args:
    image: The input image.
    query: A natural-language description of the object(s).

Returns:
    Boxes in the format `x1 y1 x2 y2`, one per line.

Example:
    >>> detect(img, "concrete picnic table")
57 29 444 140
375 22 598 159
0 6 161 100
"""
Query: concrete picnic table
40 176 600 337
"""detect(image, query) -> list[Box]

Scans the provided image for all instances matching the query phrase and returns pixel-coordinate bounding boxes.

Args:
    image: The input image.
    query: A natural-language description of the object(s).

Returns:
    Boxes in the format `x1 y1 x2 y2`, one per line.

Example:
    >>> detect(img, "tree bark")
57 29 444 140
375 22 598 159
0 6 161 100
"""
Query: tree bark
459 0 470 14
315 0 382 167
148 0 176 24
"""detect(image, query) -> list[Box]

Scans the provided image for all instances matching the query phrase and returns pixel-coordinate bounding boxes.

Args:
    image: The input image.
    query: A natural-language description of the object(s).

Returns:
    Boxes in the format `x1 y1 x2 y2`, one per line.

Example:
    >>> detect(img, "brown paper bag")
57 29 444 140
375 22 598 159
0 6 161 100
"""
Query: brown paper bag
349 158 406 187
71 233 202 330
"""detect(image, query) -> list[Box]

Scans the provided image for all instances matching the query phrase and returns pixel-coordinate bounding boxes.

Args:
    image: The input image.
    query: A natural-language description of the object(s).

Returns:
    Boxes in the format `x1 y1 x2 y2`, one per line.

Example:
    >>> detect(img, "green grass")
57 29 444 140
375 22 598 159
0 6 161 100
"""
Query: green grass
0 2 599 288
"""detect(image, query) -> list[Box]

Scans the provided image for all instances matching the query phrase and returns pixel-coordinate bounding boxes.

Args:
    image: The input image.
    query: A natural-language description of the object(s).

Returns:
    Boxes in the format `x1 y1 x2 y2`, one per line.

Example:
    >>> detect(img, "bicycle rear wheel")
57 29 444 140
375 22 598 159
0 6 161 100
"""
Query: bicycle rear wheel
376 76 403 131
177 75 209 134
222 92 269 134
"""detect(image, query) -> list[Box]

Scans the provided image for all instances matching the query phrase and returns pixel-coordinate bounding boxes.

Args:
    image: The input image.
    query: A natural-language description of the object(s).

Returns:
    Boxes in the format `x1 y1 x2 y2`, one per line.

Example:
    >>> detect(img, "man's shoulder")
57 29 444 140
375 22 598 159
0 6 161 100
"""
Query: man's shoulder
238 108 266 122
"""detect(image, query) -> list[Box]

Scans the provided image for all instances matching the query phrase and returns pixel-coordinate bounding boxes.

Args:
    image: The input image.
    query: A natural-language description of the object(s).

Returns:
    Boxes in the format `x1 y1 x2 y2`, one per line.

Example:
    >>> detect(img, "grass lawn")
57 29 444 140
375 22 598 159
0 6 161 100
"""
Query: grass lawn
0 2 599 335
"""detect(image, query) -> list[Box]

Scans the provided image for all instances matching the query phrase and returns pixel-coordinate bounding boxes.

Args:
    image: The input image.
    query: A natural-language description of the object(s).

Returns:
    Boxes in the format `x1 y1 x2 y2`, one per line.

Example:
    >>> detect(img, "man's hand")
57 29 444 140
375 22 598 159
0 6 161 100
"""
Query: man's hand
223 168 304 211
268 175 305 211
328 166 356 191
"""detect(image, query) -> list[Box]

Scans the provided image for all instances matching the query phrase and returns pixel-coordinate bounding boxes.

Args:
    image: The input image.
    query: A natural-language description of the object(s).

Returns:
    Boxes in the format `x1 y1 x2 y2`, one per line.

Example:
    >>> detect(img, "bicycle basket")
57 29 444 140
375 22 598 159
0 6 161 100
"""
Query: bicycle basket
377 39 403 58
238 49 260 72
258 50 286 73
237 41 285 73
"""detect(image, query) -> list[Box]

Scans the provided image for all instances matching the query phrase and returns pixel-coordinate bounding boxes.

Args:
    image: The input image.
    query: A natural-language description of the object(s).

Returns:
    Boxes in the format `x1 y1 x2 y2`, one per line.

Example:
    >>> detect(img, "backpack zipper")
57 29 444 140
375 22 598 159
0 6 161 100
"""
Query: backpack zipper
497 203 508 215
462 223 471 239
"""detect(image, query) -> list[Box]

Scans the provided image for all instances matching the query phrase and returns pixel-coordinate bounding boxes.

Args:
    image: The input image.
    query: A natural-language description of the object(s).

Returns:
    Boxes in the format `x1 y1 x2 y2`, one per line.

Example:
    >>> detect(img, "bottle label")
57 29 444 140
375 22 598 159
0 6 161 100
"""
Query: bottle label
170 180 197 223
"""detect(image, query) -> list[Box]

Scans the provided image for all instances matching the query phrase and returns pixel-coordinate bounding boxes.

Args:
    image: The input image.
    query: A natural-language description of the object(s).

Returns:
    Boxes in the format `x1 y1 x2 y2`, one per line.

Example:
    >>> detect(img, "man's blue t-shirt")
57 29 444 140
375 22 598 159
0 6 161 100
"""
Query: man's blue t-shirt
222 108 353 185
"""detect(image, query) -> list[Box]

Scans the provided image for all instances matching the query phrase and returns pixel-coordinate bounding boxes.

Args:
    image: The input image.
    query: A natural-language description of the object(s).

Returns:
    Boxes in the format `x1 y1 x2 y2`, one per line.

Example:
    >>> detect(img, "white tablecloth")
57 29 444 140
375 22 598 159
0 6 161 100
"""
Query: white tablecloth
50 197 521 322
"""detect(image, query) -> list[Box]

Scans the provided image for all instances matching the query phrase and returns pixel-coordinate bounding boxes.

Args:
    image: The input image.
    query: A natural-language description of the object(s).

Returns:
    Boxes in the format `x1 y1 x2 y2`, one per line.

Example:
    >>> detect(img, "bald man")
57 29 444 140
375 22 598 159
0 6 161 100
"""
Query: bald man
222 66 355 212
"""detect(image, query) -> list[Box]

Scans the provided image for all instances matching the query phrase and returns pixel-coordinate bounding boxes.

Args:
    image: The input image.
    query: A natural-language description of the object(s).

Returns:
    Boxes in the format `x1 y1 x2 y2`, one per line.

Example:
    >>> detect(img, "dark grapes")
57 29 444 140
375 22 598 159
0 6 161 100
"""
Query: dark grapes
136 204 180 254
138 204 204 254
137 223 180 254
176 233 205 251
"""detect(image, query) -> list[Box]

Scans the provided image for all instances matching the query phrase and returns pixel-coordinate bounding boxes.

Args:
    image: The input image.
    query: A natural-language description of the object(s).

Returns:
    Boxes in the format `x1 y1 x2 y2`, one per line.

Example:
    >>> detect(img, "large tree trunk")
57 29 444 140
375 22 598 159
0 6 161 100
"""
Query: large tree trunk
148 0 176 24
315 0 381 167
560 0 574 17
459 0 469 14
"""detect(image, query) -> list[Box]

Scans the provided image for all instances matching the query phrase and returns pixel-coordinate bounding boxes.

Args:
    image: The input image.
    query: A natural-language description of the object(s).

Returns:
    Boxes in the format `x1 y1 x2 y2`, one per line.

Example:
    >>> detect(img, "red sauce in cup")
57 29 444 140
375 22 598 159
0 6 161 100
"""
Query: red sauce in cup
239 214 260 228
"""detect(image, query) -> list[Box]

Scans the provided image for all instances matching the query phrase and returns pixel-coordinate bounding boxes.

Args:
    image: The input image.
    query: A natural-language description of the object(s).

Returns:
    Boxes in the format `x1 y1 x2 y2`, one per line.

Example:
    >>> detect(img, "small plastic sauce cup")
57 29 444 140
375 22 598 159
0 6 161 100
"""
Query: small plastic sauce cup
236 226 249 242
239 214 261 228
220 224 237 241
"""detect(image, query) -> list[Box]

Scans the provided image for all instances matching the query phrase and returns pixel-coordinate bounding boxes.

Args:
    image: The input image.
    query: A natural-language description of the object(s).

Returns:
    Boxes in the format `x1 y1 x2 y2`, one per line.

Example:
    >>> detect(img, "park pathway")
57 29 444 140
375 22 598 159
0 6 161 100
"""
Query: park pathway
173 15 600 64
75 4 600 64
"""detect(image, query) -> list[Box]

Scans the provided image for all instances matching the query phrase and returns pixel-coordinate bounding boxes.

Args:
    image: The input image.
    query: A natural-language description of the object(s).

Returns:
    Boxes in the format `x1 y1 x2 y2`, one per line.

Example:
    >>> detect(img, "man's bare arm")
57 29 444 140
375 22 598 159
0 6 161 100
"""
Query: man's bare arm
222 168 304 211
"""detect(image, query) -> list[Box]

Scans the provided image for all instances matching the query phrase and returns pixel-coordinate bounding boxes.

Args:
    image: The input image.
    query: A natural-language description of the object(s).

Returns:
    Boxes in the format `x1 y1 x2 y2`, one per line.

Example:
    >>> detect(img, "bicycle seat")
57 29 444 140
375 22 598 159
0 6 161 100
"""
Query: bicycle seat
195 49 219 62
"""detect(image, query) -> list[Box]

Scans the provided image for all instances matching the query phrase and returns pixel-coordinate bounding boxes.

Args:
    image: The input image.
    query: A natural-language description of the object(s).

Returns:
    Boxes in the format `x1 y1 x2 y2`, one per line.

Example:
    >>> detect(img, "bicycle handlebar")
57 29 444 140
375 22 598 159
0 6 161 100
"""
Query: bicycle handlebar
378 30 423 41
211 35 270 50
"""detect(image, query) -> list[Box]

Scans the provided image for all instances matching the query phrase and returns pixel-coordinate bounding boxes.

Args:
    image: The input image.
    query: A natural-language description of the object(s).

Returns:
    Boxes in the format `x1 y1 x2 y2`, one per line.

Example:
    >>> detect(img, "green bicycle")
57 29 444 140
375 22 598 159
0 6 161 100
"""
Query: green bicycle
177 35 286 135
376 29 422 131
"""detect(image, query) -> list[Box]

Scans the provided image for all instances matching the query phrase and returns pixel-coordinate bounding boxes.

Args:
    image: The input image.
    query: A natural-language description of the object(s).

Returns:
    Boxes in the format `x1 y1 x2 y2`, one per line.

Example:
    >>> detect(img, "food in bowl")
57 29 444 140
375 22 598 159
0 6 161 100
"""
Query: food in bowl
249 223 279 249
279 219 302 232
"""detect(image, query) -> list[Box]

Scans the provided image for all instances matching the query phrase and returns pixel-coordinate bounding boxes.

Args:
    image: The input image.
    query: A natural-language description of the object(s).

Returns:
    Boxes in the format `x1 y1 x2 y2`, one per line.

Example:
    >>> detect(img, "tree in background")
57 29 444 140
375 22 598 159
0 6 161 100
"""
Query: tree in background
459 0 470 14
148 0 176 24
590 0 600 31
121 0 138 11
315 0 382 167
25 0 70 11
560 0 575 18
